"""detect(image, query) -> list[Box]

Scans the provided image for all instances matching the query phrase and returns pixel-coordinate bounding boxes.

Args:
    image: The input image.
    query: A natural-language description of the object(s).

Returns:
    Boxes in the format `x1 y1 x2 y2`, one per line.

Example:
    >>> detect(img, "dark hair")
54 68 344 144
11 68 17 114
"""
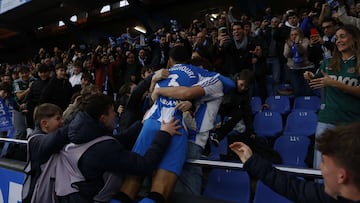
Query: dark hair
73 61 83 69
242 21 252 28
81 72 93 83
190 57 212 70
118 82 135 97
322 17 337 26
125 51 135 59
55 63 66 70
33 103 62 126
140 66 154 76
232 21 244 29
317 122 360 189
37 63 50 73
169 45 191 64
287 11 298 19
80 94 113 120
19 66 30 73
236 69 255 84
0 82 12 94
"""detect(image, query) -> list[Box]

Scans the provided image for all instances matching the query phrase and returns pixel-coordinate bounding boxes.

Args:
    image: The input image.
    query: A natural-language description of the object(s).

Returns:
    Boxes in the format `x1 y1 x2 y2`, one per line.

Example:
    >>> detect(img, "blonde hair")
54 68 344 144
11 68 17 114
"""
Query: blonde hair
290 27 305 41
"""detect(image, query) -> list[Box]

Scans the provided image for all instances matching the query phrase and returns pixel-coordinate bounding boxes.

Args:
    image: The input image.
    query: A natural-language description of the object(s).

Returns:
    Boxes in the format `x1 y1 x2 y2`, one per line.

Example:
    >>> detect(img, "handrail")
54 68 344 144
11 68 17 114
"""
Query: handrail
0 137 28 144
0 138 322 177
186 159 322 177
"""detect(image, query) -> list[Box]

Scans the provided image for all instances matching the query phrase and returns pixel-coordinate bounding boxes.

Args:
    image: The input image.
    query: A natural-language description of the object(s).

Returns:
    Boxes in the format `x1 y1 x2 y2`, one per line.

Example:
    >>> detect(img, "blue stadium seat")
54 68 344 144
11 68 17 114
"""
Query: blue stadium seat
109 200 121 203
284 111 318 137
203 169 251 203
276 83 294 97
274 135 310 167
253 111 283 137
0 129 15 157
293 96 321 112
207 136 228 160
253 181 294 203
251 96 262 114
265 96 291 115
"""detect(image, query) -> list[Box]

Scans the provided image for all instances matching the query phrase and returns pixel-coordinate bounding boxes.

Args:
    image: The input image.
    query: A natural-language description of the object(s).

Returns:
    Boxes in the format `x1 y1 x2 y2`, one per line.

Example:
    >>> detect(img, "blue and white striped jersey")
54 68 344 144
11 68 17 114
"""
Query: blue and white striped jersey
145 64 219 123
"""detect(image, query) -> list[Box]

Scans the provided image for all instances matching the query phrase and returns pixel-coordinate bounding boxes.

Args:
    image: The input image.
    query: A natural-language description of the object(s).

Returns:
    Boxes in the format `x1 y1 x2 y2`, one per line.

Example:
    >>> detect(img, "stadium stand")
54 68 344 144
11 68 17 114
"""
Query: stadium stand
203 169 251 203
265 96 291 116
283 111 318 137
293 96 321 112
253 111 283 137
253 181 294 203
274 135 311 167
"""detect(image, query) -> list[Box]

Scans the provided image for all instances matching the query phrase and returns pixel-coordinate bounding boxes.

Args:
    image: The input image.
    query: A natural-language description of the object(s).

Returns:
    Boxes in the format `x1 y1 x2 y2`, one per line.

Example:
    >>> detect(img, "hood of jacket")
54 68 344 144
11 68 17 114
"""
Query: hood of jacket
68 111 112 144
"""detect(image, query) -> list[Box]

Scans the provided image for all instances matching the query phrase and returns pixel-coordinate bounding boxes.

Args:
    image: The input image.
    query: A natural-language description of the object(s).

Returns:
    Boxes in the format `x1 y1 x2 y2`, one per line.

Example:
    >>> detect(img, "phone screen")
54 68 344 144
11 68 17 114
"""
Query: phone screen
326 0 339 9
219 27 228 35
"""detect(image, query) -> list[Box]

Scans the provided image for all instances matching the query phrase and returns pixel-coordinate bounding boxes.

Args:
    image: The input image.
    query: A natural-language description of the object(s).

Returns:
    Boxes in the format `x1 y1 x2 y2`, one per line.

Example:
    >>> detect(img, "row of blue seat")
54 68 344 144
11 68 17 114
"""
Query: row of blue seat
209 109 317 167
203 95 319 202
251 109 315 167
208 132 311 168
254 110 318 137
204 169 293 203
251 95 321 115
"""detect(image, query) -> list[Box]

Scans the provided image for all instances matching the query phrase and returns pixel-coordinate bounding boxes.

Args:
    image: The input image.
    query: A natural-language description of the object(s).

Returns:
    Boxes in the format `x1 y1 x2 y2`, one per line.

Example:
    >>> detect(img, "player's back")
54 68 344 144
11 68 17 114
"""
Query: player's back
148 64 216 122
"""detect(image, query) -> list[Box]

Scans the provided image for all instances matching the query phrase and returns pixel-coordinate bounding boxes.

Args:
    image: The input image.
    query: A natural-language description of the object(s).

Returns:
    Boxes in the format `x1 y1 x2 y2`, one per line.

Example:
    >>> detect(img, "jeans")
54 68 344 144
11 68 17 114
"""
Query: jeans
313 122 336 169
174 142 204 195
267 57 281 87
13 110 27 140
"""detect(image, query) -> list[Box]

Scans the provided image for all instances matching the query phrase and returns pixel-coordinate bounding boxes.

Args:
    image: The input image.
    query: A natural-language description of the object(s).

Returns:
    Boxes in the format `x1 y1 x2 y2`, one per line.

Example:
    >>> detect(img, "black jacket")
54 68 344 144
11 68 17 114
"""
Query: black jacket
217 35 267 76
25 78 50 108
244 154 360 203
64 112 172 201
117 74 152 131
219 89 254 134
40 77 73 110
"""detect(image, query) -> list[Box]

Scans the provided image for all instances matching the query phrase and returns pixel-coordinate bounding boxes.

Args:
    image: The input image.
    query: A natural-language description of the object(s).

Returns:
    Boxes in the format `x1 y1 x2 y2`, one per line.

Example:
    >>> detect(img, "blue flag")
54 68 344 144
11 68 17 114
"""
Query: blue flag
0 98 13 132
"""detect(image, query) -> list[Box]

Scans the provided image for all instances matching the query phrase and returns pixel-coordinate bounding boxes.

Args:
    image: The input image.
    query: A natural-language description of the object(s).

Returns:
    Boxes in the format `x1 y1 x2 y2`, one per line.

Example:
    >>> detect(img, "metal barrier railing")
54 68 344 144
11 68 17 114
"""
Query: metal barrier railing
186 159 322 178
0 138 322 178
0 138 28 144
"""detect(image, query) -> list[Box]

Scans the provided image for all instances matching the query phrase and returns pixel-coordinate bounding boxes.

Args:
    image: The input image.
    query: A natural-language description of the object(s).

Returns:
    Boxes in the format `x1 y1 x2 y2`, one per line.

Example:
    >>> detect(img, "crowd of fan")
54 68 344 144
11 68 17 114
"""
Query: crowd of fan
0 0 360 158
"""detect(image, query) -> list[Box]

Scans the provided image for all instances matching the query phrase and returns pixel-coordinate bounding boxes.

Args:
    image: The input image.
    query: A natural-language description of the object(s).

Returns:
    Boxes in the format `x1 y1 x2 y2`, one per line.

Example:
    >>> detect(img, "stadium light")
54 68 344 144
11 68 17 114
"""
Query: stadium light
70 15 77 22
58 21 65 27
100 5 111 13
211 14 218 19
119 0 129 7
134 26 146 34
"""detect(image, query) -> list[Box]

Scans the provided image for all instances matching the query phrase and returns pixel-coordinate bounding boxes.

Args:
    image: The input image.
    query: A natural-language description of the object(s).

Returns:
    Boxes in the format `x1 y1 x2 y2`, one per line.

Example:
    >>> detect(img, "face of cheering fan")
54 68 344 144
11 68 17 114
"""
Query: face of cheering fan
42 113 63 133
56 68 66 79
236 79 249 92
99 105 116 130
232 25 244 41
320 155 348 199
335 29 354 54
